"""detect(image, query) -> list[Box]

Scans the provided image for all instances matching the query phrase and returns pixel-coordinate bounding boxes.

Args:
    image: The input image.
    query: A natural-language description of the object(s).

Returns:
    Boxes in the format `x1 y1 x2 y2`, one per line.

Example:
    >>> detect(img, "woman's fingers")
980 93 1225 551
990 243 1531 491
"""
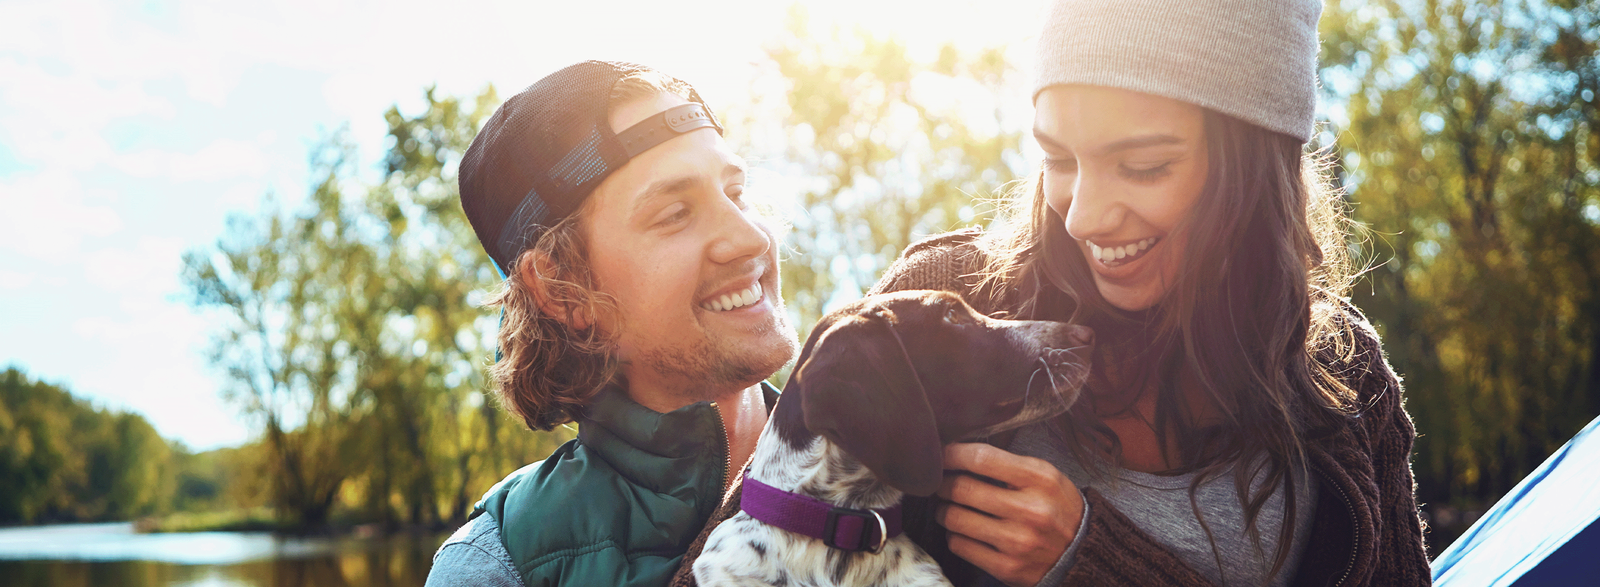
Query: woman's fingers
946 531 1031 585
936 442 1085 587
939 472 1010 512
938 472 1057 528
943 442 1059 489
936 501 1035 554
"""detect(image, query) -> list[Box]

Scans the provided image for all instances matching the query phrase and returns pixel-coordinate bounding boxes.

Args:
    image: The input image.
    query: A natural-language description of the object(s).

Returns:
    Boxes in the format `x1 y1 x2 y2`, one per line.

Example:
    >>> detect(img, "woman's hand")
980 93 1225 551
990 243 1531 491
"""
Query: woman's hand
935 442 1084 587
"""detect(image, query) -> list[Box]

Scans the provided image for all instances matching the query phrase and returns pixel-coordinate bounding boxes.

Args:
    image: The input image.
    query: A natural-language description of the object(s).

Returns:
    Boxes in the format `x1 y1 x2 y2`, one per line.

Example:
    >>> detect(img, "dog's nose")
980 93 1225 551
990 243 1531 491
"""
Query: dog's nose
1068 325 1094 347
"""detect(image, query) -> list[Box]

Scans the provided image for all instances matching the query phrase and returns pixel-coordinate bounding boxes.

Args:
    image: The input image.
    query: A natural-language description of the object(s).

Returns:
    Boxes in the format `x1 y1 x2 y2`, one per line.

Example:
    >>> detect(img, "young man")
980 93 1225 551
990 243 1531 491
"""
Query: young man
425 61 799 587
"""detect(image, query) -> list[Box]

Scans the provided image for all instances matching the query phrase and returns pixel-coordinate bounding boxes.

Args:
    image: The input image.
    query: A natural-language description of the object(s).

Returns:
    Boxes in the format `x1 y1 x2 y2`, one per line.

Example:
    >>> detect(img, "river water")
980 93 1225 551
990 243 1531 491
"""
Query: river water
0 522 447 586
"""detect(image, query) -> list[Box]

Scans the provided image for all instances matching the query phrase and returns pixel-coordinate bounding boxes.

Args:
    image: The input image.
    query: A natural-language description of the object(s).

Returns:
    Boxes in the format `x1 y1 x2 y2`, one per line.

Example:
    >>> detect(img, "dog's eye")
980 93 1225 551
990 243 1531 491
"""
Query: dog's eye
945 306 965 324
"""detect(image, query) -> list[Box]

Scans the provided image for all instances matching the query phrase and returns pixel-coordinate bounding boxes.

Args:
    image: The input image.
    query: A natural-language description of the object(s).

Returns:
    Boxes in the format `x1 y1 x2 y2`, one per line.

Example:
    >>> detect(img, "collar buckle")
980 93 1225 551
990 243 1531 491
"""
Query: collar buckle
822 506 889 553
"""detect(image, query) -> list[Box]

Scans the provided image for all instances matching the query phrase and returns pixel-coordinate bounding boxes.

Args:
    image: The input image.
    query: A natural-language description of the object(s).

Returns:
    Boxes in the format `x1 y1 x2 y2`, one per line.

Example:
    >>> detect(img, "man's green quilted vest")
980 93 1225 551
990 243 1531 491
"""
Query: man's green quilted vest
471 382 778 587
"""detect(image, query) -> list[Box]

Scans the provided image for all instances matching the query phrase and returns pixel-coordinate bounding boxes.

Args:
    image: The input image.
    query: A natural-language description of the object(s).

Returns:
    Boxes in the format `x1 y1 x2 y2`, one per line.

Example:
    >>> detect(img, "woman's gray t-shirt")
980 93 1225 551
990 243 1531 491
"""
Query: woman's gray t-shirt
1011 421 1319 587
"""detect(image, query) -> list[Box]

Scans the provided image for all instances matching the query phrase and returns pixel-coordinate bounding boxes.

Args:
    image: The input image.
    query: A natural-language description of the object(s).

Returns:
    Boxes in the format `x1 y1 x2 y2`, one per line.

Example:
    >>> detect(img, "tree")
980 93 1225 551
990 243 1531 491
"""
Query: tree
0 367 80 523
356 85 571 527
1319 0 1600 548
0 367 177 523
730 7 1029 337
183 89 575 530
182 137 368 529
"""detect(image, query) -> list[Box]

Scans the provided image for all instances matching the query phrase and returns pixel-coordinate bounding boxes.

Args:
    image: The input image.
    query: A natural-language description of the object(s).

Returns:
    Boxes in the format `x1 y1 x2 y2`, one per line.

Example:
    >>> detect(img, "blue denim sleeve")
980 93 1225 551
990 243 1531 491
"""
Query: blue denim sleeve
425 515 524 587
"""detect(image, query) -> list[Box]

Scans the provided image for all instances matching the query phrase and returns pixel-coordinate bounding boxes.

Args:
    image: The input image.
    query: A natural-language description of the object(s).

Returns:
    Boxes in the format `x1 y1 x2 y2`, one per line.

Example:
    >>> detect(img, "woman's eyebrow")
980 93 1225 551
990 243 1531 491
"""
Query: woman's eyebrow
1033 129 1185 157
1093 134 1184 156
1032 128 1070 152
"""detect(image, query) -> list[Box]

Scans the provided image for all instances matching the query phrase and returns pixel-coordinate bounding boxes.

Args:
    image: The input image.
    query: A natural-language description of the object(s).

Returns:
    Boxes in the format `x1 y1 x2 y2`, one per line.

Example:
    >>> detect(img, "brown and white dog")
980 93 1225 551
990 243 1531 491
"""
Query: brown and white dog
693 290 1094 587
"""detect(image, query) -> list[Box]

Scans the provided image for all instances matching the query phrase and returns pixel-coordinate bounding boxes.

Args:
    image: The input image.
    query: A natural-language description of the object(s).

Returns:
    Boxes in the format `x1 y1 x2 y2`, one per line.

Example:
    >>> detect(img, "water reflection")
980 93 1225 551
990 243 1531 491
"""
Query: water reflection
0 523 446 587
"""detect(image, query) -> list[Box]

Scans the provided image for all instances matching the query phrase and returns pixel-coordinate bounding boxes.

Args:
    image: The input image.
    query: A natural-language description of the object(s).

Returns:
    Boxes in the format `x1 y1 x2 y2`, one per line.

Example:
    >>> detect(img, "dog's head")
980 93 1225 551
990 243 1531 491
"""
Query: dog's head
776 290 1093 497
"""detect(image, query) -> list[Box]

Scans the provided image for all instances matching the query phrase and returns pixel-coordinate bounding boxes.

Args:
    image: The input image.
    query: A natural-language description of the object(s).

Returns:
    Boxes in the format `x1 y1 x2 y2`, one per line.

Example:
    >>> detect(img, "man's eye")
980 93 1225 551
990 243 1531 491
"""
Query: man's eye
727 186 746 208
655 206 689 227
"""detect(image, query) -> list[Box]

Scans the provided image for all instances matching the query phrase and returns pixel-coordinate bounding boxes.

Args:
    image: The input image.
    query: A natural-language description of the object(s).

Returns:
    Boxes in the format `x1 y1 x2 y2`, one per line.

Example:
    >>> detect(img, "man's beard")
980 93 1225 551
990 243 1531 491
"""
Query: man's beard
640 308 798 403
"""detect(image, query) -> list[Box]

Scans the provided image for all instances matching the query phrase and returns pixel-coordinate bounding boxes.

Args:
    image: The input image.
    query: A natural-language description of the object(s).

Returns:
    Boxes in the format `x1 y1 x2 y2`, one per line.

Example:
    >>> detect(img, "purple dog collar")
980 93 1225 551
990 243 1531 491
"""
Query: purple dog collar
740 474 904 553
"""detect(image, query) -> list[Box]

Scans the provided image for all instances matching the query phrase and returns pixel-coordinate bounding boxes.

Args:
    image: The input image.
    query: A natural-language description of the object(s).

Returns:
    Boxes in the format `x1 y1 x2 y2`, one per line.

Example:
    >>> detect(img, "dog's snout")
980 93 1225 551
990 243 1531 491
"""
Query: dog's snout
1067 325 1094 347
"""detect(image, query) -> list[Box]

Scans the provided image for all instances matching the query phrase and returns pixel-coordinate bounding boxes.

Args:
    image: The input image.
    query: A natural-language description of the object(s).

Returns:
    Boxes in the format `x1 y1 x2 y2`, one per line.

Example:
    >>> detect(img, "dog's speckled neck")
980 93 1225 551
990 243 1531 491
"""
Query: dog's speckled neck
747 417 904 511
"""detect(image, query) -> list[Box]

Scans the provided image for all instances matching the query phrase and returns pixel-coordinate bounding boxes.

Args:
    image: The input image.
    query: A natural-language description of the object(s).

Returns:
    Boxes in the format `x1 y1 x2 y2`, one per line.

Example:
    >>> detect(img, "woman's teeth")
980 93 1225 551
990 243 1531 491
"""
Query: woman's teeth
1089 237 1160 267
701 282 763 312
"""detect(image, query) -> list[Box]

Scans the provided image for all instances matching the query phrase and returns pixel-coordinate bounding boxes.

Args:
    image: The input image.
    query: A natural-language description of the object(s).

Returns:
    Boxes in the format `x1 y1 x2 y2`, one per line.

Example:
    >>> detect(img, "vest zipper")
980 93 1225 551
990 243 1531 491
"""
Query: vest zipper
1317 467 1359 587
710 402 732 491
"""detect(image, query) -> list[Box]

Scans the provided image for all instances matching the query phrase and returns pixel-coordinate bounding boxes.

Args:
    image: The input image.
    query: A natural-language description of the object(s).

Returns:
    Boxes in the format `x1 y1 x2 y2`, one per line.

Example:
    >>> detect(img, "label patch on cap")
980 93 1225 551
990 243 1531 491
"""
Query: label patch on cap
617 103 721 158
666 105 712 132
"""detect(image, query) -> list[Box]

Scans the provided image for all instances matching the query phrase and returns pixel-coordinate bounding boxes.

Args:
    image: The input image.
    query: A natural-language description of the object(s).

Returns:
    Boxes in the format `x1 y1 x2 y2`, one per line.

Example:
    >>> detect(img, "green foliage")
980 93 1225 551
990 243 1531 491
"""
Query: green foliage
181 87 573 531
181 140 367 528
0 367 176 523
1320 0 1600 545
135 507 280 533
734 7 1027 336
168 446 265 514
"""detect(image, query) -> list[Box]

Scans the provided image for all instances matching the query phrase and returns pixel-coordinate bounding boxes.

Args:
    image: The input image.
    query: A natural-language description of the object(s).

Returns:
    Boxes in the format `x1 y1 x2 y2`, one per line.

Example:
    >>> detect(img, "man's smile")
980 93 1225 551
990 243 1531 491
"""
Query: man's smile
701 281 763 312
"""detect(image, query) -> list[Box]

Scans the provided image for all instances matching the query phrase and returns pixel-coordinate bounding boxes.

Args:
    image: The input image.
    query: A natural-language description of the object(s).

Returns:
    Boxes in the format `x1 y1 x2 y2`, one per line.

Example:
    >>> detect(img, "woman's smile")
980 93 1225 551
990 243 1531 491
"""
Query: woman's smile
1086 236 1162 268
1080 235 1168 284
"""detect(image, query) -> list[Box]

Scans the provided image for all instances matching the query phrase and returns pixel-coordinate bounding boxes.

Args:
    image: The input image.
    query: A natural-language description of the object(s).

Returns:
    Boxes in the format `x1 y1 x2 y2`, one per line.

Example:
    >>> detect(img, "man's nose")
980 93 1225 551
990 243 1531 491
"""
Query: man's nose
1063 172 1125 241
707 198 770 265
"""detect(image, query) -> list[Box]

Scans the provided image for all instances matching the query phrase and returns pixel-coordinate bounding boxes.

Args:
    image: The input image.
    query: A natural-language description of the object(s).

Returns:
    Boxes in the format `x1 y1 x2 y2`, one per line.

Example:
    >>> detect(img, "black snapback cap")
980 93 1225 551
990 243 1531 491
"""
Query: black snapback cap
458 60 723 277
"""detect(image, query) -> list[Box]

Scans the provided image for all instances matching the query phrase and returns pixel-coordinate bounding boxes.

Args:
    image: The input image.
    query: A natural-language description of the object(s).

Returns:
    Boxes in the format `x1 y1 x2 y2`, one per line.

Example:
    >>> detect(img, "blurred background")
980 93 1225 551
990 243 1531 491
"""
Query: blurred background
0 0 1596 585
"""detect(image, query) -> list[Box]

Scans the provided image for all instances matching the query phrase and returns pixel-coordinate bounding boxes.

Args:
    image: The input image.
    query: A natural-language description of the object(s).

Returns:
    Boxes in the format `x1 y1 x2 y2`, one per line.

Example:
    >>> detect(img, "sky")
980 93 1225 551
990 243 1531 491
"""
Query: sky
0 0 1051 451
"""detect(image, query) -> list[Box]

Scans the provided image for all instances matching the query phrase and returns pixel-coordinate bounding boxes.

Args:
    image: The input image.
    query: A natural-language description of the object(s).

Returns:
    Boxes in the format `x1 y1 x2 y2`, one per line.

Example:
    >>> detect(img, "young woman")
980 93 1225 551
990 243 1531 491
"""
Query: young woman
868 0 1432 585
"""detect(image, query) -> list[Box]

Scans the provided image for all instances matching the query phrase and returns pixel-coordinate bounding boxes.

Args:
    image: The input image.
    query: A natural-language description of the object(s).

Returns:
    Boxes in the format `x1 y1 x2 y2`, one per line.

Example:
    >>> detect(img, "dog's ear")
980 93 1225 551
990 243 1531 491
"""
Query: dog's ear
796 315 943 497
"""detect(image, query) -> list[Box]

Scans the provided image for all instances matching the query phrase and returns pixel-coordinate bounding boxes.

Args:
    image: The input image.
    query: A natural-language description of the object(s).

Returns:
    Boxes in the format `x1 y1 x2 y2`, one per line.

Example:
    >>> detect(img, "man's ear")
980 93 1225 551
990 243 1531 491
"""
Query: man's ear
516 251 592 330
797 318 943 497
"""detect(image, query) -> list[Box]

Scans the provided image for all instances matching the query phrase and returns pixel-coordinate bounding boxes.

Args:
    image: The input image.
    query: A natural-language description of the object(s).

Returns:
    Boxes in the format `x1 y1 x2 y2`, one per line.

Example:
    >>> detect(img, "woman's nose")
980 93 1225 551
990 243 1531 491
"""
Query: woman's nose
1063 174 1124 241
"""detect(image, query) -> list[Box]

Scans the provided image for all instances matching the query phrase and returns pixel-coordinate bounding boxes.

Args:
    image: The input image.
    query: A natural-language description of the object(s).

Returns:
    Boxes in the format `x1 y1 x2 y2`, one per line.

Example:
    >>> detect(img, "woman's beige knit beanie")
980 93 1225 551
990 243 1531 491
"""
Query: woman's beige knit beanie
1034 0 1323 143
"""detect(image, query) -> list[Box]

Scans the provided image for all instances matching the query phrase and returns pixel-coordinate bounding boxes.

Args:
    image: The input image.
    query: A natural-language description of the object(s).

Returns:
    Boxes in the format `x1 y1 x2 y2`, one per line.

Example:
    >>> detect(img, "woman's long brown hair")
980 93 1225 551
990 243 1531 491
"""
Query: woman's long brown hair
974 110 1363 580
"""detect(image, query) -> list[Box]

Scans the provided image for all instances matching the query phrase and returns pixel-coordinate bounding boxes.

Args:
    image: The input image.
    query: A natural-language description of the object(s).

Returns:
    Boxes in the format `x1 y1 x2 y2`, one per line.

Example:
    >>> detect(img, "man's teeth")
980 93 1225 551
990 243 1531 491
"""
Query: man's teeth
701 282 763 312
1088 238 1160 266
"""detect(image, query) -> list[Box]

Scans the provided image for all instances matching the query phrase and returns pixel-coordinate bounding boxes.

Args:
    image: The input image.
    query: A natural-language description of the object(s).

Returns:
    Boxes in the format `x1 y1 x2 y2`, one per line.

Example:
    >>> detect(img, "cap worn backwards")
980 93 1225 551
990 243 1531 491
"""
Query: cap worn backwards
457 60 723 277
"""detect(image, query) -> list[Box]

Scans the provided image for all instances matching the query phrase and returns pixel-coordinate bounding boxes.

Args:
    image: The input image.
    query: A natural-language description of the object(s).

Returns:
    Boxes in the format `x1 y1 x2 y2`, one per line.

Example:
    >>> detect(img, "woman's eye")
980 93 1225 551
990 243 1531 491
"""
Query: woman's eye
1122 162 1174 182
1043 157 1079 174
727 186 747 208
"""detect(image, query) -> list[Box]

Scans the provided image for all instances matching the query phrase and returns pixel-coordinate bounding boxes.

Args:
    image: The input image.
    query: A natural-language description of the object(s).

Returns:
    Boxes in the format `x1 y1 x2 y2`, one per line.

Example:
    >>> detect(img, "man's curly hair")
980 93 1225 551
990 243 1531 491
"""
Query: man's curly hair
484 71 692 431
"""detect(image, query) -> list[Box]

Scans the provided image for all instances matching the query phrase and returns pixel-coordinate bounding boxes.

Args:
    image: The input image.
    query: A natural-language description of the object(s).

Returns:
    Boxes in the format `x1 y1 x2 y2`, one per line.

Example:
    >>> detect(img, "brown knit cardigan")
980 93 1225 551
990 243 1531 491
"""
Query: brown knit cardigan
671 230 1433 586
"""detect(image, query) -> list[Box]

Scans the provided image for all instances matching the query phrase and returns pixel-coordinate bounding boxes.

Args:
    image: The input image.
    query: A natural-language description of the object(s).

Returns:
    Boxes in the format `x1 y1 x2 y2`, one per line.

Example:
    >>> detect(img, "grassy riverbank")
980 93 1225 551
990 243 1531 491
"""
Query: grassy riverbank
133 509 283 534
133 508 461 537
